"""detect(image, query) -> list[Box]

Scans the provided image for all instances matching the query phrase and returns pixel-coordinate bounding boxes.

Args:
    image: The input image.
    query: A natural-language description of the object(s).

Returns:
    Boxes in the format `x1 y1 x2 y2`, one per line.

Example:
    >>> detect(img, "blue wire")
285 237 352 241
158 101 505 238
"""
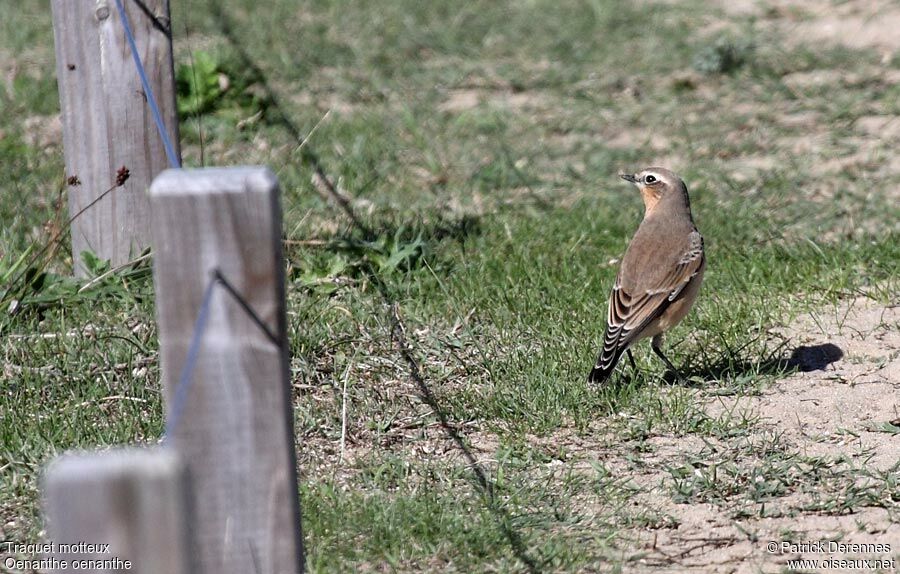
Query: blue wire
162 269 283 443
163 275 217 443
114 0 181 169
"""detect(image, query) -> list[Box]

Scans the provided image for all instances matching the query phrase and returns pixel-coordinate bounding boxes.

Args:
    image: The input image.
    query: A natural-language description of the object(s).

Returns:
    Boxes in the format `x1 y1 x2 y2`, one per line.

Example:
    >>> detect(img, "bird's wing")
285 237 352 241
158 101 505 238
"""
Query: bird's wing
591 231 704 379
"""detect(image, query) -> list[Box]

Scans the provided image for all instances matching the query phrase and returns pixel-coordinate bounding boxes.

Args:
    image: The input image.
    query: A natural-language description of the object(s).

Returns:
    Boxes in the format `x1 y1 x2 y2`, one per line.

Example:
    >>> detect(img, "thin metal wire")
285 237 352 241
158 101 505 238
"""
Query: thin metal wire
163 273 216 443
211 269 281 346
114 0 181 169
162 269 282 443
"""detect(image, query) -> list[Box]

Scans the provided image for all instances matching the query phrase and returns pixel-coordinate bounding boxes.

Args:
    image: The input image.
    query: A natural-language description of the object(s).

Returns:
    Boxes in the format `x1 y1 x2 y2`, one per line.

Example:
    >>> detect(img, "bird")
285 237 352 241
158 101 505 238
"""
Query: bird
588 167 705 384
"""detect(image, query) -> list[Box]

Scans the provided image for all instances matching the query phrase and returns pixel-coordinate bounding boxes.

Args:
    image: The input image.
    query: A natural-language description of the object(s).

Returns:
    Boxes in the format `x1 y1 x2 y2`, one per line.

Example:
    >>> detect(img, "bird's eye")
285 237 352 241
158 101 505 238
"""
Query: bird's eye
644 174 657 184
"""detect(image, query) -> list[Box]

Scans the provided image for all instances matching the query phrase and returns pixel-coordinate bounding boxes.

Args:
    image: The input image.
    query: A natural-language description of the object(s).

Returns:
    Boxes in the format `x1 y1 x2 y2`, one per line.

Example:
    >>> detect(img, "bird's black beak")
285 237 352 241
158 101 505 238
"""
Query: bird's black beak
619 173 638 183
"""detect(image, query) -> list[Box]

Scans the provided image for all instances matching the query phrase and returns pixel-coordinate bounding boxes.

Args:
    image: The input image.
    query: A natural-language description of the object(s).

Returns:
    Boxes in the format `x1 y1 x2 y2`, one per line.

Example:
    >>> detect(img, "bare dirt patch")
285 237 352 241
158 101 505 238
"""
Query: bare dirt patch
21 114 61 151
710 0 900 59
437 87 553 114
616 296 900 572
779 0 900 59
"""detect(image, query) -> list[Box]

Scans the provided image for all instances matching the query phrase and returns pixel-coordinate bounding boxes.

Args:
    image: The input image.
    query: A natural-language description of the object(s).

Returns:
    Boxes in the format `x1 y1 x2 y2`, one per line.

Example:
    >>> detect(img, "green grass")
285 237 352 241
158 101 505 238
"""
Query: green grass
2 0 900 571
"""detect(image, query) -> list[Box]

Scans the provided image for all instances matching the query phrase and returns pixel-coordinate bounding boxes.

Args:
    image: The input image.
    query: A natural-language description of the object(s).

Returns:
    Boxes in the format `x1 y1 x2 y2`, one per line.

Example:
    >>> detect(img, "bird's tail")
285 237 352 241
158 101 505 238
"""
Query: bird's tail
587 347 625 384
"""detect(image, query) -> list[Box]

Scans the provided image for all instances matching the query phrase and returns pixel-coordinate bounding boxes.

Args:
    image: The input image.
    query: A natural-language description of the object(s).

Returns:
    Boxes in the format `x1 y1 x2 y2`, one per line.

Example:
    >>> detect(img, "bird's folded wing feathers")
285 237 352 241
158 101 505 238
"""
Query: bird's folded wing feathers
594 232 704 371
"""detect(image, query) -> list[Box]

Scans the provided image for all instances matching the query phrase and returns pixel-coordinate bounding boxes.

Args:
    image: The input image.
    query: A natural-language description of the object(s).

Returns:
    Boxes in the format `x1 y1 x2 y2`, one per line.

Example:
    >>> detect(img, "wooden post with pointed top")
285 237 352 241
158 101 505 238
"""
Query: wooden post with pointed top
50 0 180 276
149 167 304 574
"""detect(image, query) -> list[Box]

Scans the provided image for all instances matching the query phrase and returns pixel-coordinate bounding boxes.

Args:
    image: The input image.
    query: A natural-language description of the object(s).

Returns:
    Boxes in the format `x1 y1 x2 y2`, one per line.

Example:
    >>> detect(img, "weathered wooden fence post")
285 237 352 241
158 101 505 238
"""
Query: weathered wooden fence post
150 167 304 574
43 448 193 574
51 0 180 276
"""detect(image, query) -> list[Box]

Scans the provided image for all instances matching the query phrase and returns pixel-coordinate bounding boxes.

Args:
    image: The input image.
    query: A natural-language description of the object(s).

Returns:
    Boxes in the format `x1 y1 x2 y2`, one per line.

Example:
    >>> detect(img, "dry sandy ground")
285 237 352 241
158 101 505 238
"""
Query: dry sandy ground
722 0 900 60
621 296 899 573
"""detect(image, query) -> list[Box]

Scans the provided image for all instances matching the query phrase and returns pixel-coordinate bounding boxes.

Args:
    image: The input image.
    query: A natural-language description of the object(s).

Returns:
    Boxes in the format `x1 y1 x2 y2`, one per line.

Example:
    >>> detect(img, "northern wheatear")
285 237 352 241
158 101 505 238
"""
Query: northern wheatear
588 168 705 384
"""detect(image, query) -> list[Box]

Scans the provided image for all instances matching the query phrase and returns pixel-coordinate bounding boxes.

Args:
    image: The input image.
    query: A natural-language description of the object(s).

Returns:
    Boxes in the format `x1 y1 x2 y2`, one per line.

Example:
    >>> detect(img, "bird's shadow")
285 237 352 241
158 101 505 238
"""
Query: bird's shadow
650 342 845 387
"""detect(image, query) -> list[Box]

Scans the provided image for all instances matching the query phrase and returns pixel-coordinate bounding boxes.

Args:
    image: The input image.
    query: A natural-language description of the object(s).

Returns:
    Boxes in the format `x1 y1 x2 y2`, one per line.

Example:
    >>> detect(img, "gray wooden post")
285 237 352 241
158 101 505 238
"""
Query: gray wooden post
51 0 180 276
43 448 193 574
149 167 304 574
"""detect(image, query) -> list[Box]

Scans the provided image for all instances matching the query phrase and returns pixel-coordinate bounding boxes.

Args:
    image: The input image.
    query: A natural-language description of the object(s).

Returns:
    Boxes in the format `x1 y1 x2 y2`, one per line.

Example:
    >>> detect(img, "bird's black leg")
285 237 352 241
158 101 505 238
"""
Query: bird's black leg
651 336 685 382
626 349 637 373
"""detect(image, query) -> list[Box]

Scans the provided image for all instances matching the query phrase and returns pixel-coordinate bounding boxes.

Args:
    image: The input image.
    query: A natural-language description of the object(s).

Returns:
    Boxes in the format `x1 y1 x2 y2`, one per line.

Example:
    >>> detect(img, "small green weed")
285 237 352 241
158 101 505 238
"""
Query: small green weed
290 227 427 295
175 50 269 121
692 36 755 74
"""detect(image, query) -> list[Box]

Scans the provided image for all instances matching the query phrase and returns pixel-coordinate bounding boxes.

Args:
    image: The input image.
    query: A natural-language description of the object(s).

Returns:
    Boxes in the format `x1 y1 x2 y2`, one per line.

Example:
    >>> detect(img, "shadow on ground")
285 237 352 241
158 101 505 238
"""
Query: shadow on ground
784 343 844 371
654 342 846 386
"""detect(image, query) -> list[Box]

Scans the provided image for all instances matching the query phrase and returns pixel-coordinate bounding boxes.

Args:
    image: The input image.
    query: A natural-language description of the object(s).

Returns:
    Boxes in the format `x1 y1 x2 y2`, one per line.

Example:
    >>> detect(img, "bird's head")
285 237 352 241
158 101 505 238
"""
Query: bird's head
619 167 687 213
